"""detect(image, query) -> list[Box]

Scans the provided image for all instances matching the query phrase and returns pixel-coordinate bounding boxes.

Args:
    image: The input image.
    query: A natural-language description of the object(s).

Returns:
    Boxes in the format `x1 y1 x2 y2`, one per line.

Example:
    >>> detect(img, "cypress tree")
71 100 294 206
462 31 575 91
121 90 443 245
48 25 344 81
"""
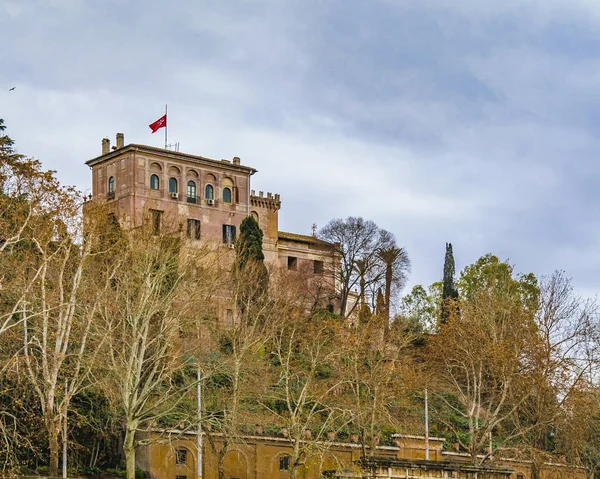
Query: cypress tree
234 216 268 306
376 287 386 316
441 242 459 324
235 215 265 270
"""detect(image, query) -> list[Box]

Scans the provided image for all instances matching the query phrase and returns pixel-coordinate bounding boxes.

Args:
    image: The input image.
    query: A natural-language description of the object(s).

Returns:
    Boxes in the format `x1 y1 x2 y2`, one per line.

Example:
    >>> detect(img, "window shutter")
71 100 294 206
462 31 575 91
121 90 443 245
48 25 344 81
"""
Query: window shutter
222 224 227 243
232 226 236 243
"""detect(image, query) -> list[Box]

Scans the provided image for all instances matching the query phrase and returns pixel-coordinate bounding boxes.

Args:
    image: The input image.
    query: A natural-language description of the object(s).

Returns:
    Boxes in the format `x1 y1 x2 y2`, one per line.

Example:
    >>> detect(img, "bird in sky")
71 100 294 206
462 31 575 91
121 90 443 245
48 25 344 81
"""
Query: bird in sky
8 87 15 91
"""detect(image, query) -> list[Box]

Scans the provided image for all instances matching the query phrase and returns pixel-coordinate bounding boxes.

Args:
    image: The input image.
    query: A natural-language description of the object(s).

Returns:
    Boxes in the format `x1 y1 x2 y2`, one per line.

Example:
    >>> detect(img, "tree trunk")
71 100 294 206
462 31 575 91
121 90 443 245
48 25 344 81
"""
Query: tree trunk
359 275 366 305
123 427 136 479
470 445 478 465
48 423 60 477
359 429 367 460
340 289 348 318
384 264 392 321
369 390 378 458
290 438 301 479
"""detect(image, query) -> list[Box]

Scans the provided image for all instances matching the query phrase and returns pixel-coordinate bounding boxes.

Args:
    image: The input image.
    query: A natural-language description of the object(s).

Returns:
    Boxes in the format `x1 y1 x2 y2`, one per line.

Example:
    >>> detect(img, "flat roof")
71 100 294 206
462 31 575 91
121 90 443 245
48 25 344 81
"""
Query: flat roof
86 143 257 175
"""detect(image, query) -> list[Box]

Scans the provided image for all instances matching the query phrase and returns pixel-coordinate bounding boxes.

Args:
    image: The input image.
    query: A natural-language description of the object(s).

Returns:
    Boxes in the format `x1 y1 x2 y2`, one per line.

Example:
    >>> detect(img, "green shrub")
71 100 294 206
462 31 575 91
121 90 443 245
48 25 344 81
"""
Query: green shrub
136 469 150 479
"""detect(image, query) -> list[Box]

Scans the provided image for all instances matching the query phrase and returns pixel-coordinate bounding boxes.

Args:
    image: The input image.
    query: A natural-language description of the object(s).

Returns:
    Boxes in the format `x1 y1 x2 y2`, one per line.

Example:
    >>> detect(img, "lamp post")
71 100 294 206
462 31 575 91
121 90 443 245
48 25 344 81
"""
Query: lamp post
63 381 68 479
425 388 429 461
197 365 202 479
194 326 203 479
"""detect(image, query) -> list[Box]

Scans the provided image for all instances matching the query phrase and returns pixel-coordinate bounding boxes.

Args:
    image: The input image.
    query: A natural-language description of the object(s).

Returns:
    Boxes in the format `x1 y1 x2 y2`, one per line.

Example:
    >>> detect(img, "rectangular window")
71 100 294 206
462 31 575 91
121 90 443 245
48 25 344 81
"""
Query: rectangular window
150 209 162 236
176 476 187 479
175 449 187 465
279 456 290 471
287 256 297 271
222 225 236 245
313 260 324 274
187 219 201 240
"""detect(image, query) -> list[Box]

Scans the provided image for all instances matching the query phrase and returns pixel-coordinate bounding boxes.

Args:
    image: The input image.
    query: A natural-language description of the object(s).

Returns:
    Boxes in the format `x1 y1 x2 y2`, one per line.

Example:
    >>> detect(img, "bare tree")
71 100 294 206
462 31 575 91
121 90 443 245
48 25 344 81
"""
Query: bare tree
1 122 110 473
318 217 402 318
0 145 71 338
260 312 349 479
341 314 416 460
2 162 122 477
375 246 411 321
428 287 541 464
509 271 597 478
95 219 215 479
18 201 121 476
202 262 285 479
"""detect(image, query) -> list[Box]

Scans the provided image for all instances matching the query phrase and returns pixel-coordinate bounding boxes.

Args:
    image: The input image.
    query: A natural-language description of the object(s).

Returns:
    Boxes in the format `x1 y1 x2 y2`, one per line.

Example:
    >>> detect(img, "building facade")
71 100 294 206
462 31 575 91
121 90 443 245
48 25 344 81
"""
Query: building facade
85 134 339 315
138 432 586 479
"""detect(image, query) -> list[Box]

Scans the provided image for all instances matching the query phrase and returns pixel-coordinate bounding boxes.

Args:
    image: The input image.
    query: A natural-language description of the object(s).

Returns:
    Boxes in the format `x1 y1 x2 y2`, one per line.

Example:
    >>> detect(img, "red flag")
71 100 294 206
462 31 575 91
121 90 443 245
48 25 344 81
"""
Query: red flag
149 114 167 133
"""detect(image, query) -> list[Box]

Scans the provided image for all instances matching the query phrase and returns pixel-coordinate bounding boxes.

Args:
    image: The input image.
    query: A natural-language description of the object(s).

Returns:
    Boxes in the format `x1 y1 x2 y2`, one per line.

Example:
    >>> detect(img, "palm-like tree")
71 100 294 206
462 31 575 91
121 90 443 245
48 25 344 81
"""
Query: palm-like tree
376 246 410 320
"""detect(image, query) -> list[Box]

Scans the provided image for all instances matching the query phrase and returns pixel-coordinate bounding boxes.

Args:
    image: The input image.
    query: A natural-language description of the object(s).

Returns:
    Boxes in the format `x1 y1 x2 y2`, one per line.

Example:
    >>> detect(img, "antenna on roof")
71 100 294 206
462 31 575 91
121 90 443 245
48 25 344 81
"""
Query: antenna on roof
165 142 180 152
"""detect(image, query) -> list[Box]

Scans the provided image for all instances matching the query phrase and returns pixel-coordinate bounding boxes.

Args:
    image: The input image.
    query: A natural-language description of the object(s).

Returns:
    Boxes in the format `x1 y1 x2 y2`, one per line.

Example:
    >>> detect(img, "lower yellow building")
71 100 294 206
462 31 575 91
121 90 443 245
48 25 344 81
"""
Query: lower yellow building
137 432 586 479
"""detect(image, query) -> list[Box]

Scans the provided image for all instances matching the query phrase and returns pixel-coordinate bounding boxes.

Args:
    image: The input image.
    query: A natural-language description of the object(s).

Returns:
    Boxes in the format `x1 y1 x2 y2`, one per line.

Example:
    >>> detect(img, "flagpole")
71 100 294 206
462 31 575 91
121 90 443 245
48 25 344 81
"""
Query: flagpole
165 104 168 149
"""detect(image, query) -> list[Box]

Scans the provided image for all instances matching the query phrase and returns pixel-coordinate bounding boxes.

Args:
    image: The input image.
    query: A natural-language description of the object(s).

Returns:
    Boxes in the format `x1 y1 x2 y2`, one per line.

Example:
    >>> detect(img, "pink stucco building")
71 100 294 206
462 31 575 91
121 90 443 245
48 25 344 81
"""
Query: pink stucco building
85 133 339 316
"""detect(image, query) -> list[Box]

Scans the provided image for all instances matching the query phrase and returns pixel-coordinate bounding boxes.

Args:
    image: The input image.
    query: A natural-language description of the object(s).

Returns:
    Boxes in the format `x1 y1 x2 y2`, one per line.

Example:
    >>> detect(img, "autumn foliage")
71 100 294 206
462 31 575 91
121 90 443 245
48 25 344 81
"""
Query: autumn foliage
2 119 600 479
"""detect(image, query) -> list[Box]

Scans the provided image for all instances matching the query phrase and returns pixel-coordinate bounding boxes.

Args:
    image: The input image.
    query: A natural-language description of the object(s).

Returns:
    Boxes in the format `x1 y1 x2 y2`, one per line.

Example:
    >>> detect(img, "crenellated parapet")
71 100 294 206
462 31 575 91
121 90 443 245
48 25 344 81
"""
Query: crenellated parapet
250 190 281 211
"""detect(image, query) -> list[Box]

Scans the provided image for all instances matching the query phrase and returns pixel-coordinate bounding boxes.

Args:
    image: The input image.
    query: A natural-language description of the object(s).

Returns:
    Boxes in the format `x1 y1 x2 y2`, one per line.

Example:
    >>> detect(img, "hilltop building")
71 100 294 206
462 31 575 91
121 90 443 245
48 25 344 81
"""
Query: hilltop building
85 133 339 317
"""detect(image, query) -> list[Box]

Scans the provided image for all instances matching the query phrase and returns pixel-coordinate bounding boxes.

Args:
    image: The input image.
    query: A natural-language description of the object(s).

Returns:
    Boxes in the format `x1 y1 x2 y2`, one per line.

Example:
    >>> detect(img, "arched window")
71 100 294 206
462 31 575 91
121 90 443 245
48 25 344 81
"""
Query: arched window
223 187 232 203
205 184 214 200
187 181 196 203
279 455 290 471
108 176 115 193
150 174 160 190
175 448 188 465
222 177 234 204
169 177 178 193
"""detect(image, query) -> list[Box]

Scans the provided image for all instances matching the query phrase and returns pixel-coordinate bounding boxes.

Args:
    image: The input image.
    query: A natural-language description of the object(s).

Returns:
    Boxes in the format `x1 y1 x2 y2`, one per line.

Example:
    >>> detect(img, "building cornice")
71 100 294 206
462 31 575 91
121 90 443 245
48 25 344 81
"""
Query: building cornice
86 144 257 175
391 433 445 443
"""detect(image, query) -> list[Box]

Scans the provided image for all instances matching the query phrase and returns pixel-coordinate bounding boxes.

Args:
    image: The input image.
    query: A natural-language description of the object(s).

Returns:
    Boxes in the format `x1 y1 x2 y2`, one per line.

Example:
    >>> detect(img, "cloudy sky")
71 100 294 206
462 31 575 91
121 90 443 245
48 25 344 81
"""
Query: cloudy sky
3 0 600 297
